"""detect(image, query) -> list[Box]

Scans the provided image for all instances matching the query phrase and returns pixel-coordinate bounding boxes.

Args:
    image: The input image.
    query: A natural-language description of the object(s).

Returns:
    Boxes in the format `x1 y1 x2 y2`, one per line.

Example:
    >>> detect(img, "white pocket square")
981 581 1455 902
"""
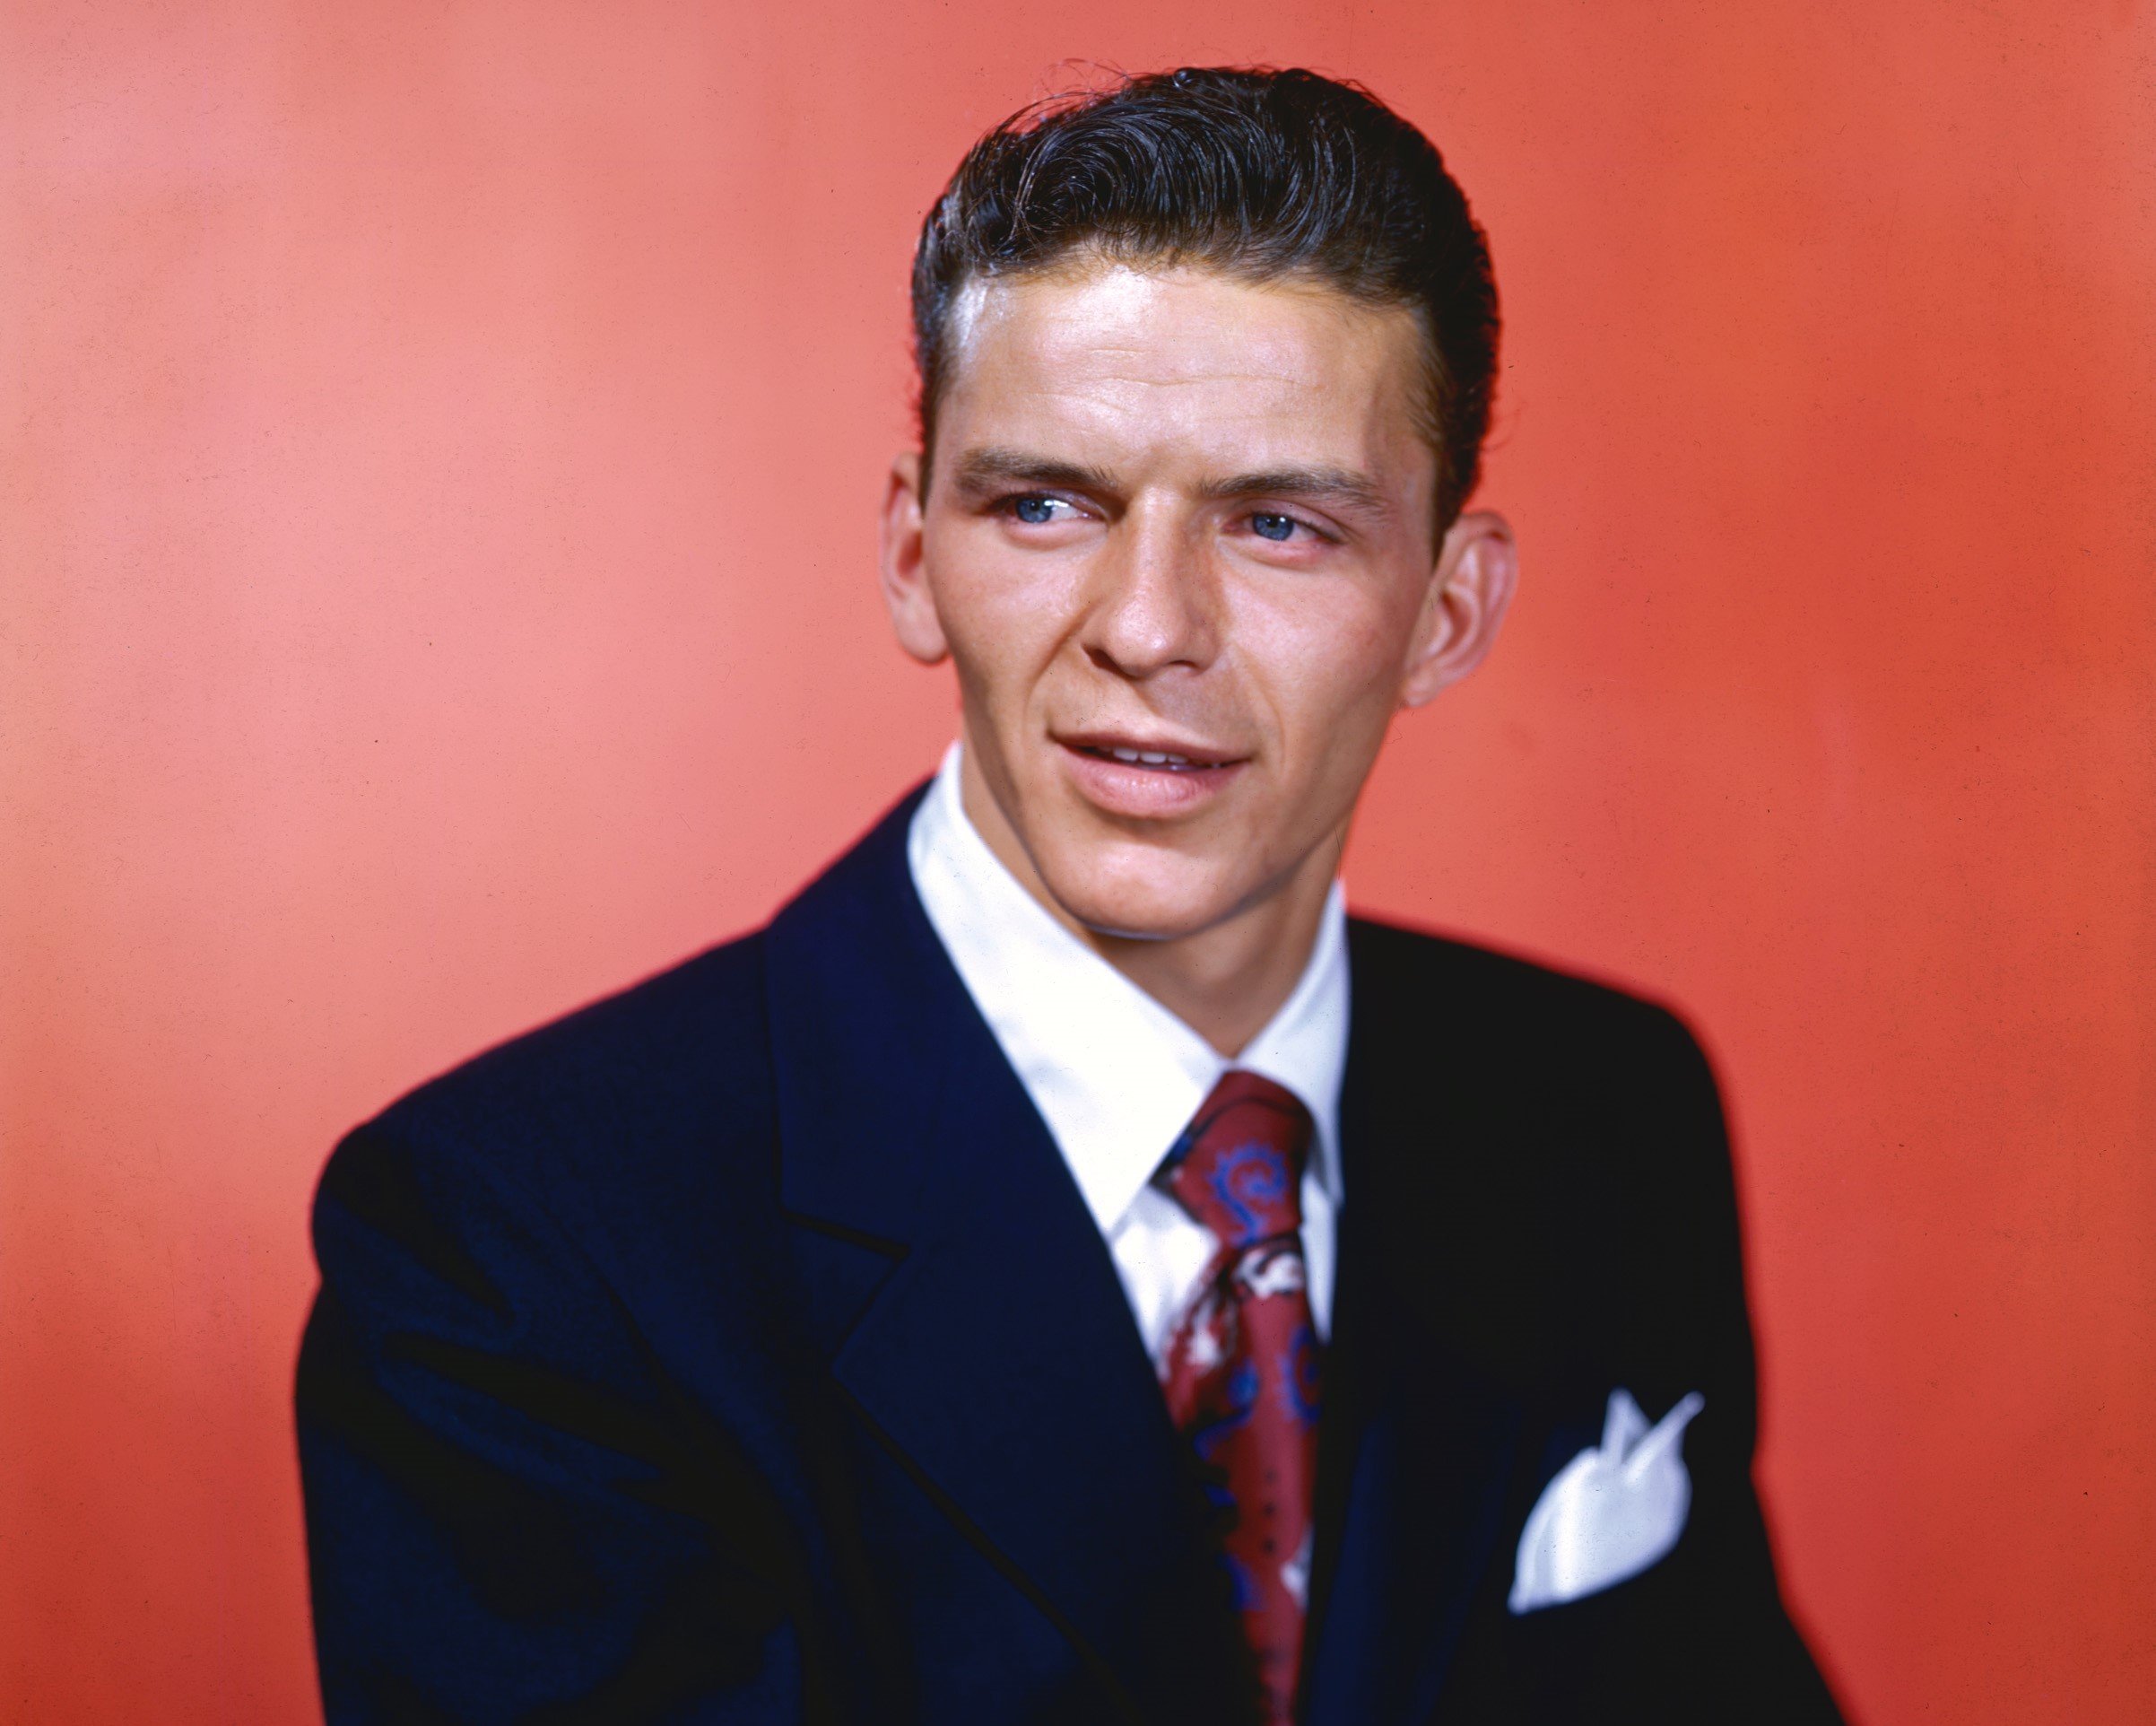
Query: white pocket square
1508 1388 1705 1615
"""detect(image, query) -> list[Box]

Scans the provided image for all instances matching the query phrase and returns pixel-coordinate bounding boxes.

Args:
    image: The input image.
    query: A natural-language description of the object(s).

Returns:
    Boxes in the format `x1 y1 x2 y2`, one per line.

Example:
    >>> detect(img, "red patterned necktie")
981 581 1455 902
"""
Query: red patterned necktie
1157 1069 1322 1726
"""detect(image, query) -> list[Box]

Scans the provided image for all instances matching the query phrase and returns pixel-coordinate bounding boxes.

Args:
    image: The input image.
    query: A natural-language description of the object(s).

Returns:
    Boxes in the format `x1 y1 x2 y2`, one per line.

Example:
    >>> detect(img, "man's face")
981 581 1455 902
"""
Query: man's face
882 260 1511 945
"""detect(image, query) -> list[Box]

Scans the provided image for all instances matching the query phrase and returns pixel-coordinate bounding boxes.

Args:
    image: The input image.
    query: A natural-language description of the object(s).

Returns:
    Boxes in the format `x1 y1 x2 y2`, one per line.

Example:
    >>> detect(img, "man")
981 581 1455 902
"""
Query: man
297 67 1842 1724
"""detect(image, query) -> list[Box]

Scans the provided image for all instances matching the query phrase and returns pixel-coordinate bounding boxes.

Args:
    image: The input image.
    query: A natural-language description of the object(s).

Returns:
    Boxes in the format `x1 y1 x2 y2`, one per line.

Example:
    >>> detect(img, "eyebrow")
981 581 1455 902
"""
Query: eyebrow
950 447 1123 497
1198 466 1391 520
951 446 1391 521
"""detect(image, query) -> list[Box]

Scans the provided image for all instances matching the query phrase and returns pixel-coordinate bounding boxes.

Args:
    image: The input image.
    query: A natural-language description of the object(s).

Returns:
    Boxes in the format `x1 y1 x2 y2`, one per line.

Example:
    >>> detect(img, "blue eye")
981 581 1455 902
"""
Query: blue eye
1251 513 1298 542
1012 495 1062 524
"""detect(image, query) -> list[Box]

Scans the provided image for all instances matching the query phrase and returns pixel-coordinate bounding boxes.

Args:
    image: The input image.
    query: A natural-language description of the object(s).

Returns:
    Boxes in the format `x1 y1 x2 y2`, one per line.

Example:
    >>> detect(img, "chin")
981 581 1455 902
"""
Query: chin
1033 843 1247 944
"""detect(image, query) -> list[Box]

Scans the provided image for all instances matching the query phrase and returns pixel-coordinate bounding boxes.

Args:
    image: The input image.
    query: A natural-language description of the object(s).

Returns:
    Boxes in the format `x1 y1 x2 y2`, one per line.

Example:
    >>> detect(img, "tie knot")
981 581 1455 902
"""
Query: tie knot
1160 1069 1315 1251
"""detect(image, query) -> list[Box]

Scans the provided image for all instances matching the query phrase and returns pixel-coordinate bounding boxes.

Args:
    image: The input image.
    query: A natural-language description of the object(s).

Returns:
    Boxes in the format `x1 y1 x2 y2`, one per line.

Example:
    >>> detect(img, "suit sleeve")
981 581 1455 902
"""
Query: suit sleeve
295 1109 826 1725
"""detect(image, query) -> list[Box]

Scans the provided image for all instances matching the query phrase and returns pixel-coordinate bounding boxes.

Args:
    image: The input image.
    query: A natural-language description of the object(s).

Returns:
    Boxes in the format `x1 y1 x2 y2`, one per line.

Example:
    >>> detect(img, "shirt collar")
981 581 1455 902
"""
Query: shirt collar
907 742 1349 1237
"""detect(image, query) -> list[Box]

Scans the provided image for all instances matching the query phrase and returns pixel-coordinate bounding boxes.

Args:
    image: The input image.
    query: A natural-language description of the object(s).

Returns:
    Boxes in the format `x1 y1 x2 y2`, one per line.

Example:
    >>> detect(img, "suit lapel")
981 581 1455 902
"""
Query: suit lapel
1301 920 1531 1726
764 790 1249 1722
764 805 1537 1722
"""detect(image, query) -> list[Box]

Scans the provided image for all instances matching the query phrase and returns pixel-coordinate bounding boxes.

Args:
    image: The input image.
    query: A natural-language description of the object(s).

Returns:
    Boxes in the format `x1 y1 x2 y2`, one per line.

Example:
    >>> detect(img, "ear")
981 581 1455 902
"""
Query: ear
1398 510 1517 708
880 450 949 666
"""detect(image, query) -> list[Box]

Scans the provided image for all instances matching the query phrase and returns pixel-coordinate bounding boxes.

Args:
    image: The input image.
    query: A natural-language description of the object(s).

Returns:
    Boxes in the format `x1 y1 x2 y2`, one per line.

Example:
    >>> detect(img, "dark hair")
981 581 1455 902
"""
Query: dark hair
910 66 1500 531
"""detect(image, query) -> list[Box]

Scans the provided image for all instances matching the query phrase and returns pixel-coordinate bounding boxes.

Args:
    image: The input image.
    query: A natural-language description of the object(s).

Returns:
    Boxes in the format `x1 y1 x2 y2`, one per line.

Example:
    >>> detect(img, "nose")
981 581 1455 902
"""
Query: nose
1080 502 1221 680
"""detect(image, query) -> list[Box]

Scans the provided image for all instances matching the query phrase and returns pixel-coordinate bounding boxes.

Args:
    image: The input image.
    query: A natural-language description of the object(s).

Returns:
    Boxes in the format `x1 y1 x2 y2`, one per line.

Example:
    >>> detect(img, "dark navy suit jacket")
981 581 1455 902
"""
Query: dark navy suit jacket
297 788 1842 1724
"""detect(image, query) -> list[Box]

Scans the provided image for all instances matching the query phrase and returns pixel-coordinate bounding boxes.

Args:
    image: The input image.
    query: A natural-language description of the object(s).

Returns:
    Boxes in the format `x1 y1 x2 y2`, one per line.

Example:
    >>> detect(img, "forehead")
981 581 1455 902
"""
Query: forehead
937 262 1431 480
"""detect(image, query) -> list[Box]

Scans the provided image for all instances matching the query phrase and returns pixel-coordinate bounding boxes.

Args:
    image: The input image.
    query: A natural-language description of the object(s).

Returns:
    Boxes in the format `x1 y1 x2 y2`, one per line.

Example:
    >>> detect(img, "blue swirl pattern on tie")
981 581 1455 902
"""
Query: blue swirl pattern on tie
1204 1141 1293 1246
1155 1069 1321 1726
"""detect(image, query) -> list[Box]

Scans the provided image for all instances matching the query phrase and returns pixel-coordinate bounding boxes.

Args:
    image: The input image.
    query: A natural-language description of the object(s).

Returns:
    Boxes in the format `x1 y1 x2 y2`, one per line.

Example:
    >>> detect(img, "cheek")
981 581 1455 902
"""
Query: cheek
925 527 1085 701
1246 586 1412 763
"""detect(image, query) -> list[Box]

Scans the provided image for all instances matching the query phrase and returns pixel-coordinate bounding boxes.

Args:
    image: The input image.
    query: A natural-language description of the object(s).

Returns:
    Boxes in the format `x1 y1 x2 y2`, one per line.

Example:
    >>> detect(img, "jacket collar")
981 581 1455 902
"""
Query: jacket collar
764 787 1251 1722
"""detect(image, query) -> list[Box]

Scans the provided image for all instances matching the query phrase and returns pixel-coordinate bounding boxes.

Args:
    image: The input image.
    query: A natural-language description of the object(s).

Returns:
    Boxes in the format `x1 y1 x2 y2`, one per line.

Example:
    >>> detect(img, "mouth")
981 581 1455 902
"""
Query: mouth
1054 731 1248 817
1057 732 1246 772
1073 743 1229 771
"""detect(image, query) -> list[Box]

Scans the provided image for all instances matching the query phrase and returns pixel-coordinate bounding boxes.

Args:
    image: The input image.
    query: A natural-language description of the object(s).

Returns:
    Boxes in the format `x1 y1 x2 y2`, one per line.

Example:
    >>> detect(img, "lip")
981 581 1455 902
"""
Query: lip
1054 730 1249 819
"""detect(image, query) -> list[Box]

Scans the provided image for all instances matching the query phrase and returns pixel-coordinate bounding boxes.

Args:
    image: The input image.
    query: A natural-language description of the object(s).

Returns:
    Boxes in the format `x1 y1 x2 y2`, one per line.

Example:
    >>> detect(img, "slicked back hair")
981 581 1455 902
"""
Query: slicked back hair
910 66 1500 535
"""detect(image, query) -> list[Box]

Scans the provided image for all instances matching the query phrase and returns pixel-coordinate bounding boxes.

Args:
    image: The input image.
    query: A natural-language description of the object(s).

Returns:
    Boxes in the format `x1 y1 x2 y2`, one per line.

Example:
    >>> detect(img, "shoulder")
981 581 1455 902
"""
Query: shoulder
317 932 778 1262
1346 913 1712 1093
372 931 771 1151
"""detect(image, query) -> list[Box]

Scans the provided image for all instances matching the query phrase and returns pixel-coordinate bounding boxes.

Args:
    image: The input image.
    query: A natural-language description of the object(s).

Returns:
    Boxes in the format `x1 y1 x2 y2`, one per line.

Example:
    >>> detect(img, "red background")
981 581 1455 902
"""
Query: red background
4 3 2152 1721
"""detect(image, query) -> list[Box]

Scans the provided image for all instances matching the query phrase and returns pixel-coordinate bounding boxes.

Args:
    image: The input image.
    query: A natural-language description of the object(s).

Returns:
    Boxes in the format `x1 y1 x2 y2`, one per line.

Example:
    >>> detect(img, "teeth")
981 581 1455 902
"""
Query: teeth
1108 746 1191 767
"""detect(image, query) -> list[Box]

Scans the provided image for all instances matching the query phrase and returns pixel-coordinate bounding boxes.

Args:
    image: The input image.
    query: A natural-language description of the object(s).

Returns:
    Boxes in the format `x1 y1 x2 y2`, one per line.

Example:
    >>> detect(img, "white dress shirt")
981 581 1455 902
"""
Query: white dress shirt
907 743 1351 1368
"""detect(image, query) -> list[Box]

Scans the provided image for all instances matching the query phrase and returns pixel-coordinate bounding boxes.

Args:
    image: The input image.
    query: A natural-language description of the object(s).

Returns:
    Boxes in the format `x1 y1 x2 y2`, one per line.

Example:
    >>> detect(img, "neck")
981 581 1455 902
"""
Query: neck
1091 883 1334 1057
957 755 1341 1058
